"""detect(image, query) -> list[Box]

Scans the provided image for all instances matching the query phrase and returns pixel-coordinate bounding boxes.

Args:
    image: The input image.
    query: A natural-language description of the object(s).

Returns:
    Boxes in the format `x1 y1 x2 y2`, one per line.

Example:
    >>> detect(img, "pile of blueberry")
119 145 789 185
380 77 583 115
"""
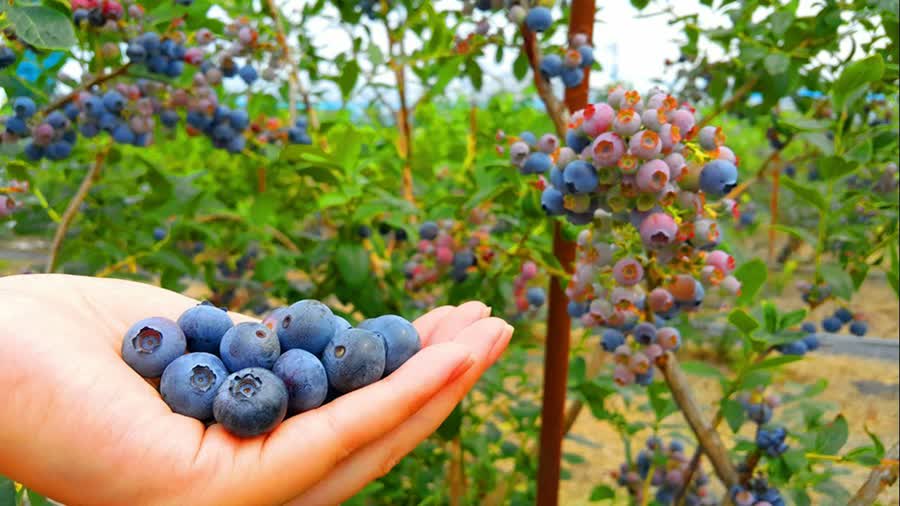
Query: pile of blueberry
754 426 789 458
513 261 546 312
121 300 421 437
613 437 716 506
819 307 868 336
71 0 125 30
729 477 785 506
775 322 820 356
740 389 780 425
405 213 496 288
539 33 595 89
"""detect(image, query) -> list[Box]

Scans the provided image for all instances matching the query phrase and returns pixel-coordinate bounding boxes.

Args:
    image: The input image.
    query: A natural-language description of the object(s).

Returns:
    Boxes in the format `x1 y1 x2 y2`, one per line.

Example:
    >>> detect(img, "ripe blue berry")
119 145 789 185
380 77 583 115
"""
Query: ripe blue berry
419 221 439 240
833 307 853 324
539 54 563 78
220 322 281 372
332 314 352 331
0 45 15 69
45 140 73 160
577 45 594 68
565 130 590 153
633 322 657 346
519 131 537 146
524 6 552 32
13 97 37 119
849 320 868 337
522 152 553 175
699 159 738 197
526 287 546 307
178 302 234 354
126 43 146 62
801 321 816 334
563 160 598 193
358 314 421 375
779 340 807 356
121 316 187 378
112 123 136 144
277 299 337 355
601 329 625 351
541 186 565 215
238 64 258 85
160 352 228 420
102 90 125 114
802 334 820 351
821 316 842 333
213 367 288 438
322 328 386 393
24 143 44 161
159 110 180 128
272 349 328 414
561 67 583 88
5 117 28 136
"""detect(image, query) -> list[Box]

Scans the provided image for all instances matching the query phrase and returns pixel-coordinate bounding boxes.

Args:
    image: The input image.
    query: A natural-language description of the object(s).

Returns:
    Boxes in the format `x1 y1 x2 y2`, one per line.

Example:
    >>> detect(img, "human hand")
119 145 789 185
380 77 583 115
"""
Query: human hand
0 274 512 506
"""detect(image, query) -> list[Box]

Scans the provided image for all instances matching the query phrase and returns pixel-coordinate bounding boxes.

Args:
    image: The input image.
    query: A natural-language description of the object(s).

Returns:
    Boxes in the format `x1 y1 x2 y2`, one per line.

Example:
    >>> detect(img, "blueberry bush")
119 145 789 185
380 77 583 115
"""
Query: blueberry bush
1 0 898 505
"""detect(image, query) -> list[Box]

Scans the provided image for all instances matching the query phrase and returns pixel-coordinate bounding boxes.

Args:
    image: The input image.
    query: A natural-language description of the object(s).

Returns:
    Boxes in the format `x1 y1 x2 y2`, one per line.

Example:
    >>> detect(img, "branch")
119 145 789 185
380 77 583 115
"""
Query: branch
521 28 568 138
848 442 900 506
43 65 131 115
697 76 759 130
46 146 109 273
656 352 740 488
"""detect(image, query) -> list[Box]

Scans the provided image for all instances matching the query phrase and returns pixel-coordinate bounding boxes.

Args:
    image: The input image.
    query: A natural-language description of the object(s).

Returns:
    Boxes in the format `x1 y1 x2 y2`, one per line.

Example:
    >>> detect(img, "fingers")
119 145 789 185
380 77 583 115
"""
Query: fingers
411 305 454 346
244 336 481 503
286 318 513 505
421 301 491 347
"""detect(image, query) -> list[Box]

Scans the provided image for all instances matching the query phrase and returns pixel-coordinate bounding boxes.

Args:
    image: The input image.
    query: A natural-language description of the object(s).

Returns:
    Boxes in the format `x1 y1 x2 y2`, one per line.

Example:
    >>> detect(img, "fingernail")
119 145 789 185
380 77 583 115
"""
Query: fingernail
447 354 476 383
481 305 493 318
488 324 515 363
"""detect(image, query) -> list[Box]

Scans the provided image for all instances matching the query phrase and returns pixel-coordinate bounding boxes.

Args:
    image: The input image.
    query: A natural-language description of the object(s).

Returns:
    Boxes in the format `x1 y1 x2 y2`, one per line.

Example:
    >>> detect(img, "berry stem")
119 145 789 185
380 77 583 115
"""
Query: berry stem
697 76 759 130
46 144 110 273
42 64 131 117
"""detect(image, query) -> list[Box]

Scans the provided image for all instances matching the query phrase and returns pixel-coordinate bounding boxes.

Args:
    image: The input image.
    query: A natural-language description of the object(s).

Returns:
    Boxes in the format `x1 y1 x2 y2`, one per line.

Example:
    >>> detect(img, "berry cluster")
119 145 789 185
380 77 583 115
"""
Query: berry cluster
509 130 559 175
405 214 496 288
538 33 594 89
121 300 421 437
795 280 832 307
729 478 785 506
755 426 789 458
818 307 868 336
513 261 546 312
72 0 127 30
613 437 716 506
739 389 781 425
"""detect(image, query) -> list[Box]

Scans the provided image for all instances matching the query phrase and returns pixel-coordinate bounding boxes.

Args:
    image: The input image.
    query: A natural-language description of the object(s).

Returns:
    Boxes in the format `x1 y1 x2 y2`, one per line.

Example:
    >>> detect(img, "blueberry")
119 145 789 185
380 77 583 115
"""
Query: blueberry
139 32 161 53
801 321 816 334
24 143 44 161
272 349 328 414
0 45 16 69
287 126 311 144
746 403 772 424
121 316 187 378
567 301 587 318
177 302 234 354
779 339 807 356
112 124 135 144
632 322 657 346
565 130 591 153
669 440 684 453
126 42 146 63
453 250 476 270
13 96 37 119
46 110 69 130
699 159 738 197
277 299 337 355
147 55 168 74
524 6 552 32
525 287 546 307
5 117 28 136
519 131 537 147
419 221 439 240
64 102 80 121
563 160 598 193
45 140 73 160
833 307 853 324
600 329 625 352
332 314 353 331
322 328 386 393
213 367 288 437
849 320 868 337
229 110 249 131
238 64 258 85
165 59 184 77
522 152 553 175
561 67 583 88
220 322 281 372
541 186 565 215
153 227 166 241
160 352 228 420
102 90 126 114
577 45 594 68
358 314 421 375
159 109 180 128
635 368 654 386
226 135 245 154
821 316 842 333
539 54 563 78
82 95 105 118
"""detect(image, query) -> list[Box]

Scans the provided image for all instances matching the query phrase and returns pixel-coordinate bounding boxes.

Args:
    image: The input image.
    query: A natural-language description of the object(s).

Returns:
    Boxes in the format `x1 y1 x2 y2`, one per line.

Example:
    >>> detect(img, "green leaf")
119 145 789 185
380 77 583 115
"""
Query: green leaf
6 5 77 50
749 355 803 371
845 138 873 165
792 489 811 506
647 382 677 422
722 399 745 433
513 51 528 81
843 446 882 466
772 224 817 246
762 301 778 334
729 309 760 335
26 490 51 506
770 9 795 37
819 263 854 301
589 484 616 501
338 61 360 99
334 243 369 287
781 177 827 211
865 425 886 458
783 448 808 472
0 476 14 506
778 309 807 332
818 155 859 181
832 54 885 111
734 258 767 305
816 414 849 455
764 53 790 75
680 361 724 378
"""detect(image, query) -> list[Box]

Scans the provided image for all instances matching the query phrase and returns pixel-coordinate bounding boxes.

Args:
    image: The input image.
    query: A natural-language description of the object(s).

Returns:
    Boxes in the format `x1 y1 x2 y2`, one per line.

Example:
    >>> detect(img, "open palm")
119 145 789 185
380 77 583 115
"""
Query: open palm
0 274 512 506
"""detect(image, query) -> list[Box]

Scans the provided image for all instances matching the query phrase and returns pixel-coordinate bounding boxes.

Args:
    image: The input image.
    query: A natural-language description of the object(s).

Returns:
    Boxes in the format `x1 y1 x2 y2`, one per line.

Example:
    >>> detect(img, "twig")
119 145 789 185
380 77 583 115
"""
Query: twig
768 161 781 263
45 146 109 272
848 442 900 506
724 149 781 201
43 64 131 115
738 449 762 483
656 352 740 488
697 76 759 130
521 28 567 137
263 0 299 126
